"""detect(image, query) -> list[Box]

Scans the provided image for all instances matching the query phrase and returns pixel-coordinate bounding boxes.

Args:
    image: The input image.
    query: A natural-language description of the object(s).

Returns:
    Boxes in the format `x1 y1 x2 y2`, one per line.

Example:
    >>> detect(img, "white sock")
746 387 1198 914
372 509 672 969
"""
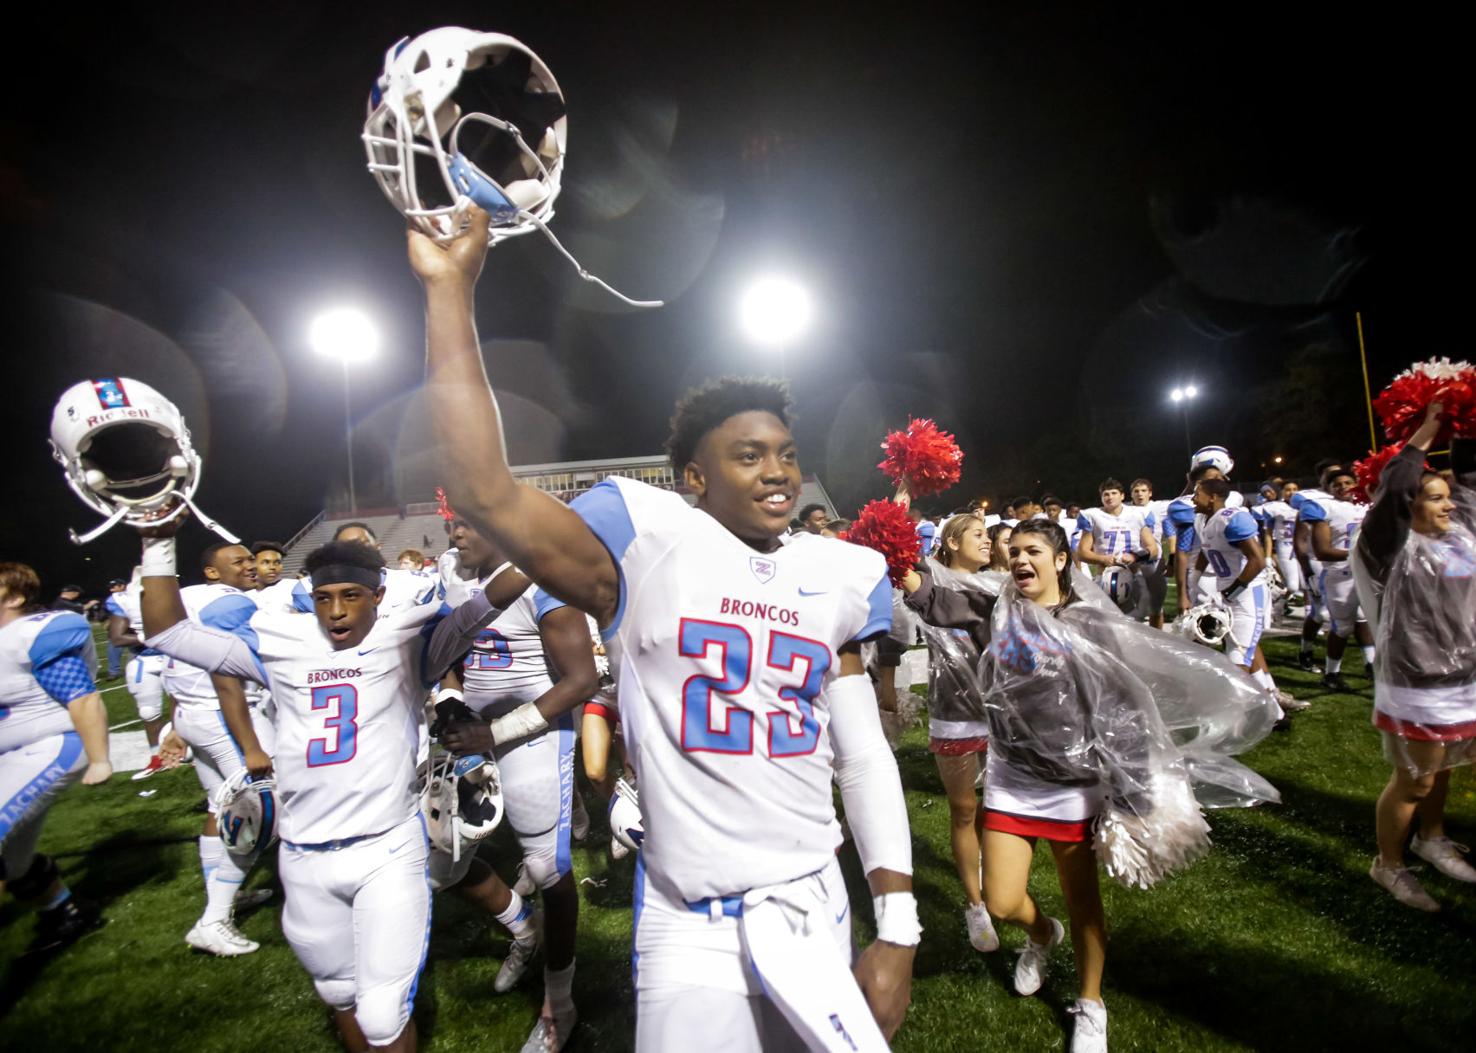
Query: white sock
199 835 245 925
496 890 535 940
545 961 576 1016
1362 645 1376 665
1252 669 1275 692
1325 656 1342 675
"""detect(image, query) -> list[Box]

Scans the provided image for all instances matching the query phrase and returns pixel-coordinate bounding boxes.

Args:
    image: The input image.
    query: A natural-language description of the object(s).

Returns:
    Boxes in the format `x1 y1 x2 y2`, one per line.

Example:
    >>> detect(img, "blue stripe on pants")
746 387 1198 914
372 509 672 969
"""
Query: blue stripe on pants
0 732 85 842
555 714 576 879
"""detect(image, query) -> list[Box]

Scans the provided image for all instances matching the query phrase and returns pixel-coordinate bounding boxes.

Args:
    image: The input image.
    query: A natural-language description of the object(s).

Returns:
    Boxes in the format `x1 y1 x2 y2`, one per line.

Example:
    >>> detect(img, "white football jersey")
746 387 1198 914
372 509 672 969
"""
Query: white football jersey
212 593 446 845
0 610 97 752
163 583 258 711
459 574 564 714
570 477 891 900
1298 496 1368 580
1077 505 1156 558
252 577 302 614
1199 507 1264 583
1258 500 1299 549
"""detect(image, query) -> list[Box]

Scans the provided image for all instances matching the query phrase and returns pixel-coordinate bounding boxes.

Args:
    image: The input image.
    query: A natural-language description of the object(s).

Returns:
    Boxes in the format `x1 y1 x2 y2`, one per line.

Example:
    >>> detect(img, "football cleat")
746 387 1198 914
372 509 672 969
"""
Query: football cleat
518 1006 577 1053
130 754 166 782
363 26 660 308
494 932 539 994
49 377 238 545
26 898 103 955
608 778 645 854
185 918 260 956
214 769 279 870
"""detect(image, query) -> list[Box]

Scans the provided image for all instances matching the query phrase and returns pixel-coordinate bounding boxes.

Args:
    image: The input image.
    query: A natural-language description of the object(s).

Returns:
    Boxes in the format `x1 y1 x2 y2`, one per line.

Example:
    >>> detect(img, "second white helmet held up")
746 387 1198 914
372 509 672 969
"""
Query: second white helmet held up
1191 445 1235 476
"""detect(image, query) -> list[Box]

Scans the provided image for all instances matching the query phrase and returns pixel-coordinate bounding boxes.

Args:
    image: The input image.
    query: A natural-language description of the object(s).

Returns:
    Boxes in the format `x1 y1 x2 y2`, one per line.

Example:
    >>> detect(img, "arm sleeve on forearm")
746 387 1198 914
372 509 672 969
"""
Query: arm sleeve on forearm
829 674 913 877
421 591 505 685
903 572 994 651
145 621 263 683
1357 444 1428 576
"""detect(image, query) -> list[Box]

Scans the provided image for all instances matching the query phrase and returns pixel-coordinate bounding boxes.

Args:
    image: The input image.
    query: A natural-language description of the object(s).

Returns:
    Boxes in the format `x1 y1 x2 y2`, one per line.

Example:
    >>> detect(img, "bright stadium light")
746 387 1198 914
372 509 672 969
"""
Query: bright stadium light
1168 382 1199 459
310 307 380 512
1184 384 1199 399
1170 388 1184 403
739 276 812 348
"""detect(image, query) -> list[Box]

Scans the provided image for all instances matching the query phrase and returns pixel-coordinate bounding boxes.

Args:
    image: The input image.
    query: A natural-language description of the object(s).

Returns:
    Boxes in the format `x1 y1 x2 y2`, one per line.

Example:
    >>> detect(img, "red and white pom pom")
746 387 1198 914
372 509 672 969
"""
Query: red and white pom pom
435 486 457 522
843 499 921 586
1351 443 1431 502
878 418 963 498
1373 358 1476 442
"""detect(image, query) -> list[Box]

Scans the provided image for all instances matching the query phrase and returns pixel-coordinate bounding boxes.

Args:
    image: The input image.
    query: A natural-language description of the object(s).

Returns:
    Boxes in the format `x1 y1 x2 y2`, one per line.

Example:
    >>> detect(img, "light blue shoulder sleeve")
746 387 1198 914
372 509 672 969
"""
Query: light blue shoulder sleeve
29 613 97 704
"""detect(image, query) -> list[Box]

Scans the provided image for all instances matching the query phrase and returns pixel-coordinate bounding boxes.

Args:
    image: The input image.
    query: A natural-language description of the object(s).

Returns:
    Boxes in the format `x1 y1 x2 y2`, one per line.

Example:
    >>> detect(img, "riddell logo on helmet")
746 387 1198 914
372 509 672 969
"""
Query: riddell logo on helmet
84 408 153 428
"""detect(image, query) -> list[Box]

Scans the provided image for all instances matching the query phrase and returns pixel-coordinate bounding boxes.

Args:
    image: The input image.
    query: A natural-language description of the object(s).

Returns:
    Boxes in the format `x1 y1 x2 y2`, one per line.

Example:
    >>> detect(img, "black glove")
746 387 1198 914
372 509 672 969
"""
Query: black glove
431 690 477 739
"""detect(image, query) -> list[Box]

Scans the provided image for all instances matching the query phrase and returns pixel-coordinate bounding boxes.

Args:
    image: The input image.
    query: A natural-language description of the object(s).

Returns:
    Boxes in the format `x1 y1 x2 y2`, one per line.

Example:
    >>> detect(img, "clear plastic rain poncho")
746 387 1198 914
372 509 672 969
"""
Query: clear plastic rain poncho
915 566 1280 888
1354 447 1476 776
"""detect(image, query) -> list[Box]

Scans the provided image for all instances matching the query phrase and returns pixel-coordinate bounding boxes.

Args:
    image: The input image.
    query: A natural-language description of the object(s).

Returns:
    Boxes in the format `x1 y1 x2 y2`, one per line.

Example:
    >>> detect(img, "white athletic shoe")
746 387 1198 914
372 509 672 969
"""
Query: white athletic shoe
571 792 590 843
1012 916 1064 996
514 862 536 898
965 903 999 953
518 1006 577 1053
1410 836 1476 883
1068 998 1108 1053
1275 689 1311 712
495 934 539 993
610 834 631 861
233 888 274 910
1369 859 1440 911
185 919 259 956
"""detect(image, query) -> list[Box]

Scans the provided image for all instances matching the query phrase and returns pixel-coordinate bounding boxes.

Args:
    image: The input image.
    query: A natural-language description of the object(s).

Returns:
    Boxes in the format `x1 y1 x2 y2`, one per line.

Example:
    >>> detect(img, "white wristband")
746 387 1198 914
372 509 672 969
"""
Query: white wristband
140 537 177 577
434 687 465 706
488 702 549 746
873 891 922 947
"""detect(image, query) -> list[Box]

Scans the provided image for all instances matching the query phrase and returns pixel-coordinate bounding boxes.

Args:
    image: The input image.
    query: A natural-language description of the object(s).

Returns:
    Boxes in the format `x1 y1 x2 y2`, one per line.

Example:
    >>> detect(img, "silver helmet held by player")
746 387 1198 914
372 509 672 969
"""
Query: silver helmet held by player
1191 445 1235 476
608 777 645 853
49 377 239 545
215 769 279 870
1098 566 1140 616
362 26 661 308
421 750 504 864
1176 602 1232 647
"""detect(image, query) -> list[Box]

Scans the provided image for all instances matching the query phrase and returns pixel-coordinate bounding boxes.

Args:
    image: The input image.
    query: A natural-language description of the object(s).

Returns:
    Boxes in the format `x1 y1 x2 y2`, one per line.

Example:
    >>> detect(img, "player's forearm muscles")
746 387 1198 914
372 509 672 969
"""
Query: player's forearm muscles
66 692 110 765
213 674 263 756
534 610 601 722
139 577 188 638
108 616 140 649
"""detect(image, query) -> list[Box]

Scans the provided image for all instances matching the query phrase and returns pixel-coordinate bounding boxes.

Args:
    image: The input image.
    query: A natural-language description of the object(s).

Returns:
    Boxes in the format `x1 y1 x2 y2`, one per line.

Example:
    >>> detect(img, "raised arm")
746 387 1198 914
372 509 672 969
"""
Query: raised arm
107 613 141 650
420 589 508 685
409 210 620 624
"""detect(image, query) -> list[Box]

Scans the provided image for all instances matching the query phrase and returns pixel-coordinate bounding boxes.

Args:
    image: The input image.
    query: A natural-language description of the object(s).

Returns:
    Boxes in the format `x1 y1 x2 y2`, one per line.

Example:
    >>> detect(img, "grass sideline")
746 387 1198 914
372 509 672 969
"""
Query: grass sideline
2 634 1474 1052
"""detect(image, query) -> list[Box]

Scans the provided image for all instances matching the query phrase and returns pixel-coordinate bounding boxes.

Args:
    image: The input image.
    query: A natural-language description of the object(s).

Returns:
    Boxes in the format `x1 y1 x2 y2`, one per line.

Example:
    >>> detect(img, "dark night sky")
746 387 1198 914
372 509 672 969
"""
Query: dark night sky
0 4 1462 592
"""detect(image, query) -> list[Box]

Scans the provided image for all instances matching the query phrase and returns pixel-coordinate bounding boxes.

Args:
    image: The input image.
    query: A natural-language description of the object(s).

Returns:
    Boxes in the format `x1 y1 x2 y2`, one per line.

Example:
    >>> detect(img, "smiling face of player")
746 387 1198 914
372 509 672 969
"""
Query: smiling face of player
311 582 386 650
203 544 258 591
1008 526 1069 607
1191 481 1218 516
1327 472 1357 501
255 548 283 587
1130 482 1151 506
685 410 800 551
451 518 503 577
1100 487 1124 515
1280 481 1300 501
1411 474 1455 536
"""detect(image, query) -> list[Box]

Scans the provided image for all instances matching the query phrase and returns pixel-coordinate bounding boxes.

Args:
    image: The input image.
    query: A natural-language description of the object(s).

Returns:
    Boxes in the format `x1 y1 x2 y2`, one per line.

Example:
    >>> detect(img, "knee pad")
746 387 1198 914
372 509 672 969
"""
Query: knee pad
523 842 566 891
135 695 164 722
9 853 58 899
355 987 411 1048
312 977 356 1012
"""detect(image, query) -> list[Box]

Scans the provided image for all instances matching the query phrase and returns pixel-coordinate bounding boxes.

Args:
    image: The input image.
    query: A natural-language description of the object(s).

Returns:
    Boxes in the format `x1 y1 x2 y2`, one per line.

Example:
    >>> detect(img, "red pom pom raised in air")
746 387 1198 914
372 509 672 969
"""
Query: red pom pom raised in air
845 499 921 586
1351 444 1429 503
1373 359 1476 442
878 418 964 498
435 486 457 522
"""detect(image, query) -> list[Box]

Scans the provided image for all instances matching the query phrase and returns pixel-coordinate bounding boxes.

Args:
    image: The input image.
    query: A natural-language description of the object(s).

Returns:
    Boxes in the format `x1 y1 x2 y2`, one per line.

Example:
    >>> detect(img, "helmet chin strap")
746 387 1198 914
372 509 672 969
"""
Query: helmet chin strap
68 493 239 545
68 506 129 545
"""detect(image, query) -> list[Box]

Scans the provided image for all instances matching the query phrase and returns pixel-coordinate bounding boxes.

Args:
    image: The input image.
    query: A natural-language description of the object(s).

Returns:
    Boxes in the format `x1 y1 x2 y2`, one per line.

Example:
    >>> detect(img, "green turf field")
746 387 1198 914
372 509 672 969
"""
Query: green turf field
3 633 1473 1052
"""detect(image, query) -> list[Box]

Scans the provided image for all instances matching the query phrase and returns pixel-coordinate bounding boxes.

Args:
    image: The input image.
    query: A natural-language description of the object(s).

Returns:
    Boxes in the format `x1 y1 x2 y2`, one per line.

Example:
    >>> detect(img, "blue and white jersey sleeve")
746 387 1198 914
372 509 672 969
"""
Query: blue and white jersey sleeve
1297 498 1329 523
851 561 894 645
1224 509 1260 544
104 594 125 619
29 612 97 704
568 477 690 641
1167 499 1198 551
532 587 568 624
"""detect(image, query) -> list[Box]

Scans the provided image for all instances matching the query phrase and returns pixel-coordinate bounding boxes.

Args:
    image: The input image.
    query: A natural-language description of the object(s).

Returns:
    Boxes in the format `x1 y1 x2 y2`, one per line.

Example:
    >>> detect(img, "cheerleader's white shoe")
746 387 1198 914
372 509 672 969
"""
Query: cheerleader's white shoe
1012 916 1064 995
965 903 999 952
1068 998 1108 1053
1410 836 1476 883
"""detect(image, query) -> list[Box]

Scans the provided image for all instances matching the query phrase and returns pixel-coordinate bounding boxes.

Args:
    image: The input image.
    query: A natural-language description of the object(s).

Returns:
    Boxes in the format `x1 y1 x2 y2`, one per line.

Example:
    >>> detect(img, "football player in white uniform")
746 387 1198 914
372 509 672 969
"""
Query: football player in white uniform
322 523 435 617
140 532 507 1053
162 541 275 957
251 540 302 615
413 209 916 1053
434 511 600 1051
1 562 111 953
1168 454 1243 616
105 569 172 779
1256 481 1302 617
1129 479 1173 628
1302 467 1374 691
1076 478 1160 620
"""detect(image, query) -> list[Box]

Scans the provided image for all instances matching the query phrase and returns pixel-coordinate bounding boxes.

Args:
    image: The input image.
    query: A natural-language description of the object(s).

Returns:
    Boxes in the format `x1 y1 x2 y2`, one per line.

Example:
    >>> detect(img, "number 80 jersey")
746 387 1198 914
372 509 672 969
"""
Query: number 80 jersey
570 477 892 900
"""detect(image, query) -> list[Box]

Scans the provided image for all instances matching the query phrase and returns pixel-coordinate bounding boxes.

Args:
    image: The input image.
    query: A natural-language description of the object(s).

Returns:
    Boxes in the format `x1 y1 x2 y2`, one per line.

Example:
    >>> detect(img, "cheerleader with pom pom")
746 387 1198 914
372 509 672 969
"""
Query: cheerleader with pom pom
1354 399 1476 910
901 518 1279 1052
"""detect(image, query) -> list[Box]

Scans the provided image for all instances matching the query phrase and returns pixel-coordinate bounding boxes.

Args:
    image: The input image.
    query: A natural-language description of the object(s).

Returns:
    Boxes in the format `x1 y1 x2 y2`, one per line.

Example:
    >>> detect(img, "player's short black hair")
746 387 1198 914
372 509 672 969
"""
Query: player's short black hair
1313 458 1342 477
332 521 377 544
665 376 793 470
1187 463 1222 484
1197 477 1234 500
1098 478 1125 495
1322 465 1356 487
1040 494 1062 508
251 540 285 558
798 503 826 522
200 541 241 573
1012 495 1034 511
303 541 386 578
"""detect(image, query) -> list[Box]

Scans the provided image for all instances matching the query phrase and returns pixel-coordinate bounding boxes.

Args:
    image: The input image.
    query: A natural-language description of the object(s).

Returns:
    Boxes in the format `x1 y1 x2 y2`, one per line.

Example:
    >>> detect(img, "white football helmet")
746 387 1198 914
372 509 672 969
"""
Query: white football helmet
1098 566 1139 615
215 769 278 870
49 377 239 545
608 777 645 853
1191 445 1235 476
1176 603 1232 647
363 26 660 308
421 749 504 864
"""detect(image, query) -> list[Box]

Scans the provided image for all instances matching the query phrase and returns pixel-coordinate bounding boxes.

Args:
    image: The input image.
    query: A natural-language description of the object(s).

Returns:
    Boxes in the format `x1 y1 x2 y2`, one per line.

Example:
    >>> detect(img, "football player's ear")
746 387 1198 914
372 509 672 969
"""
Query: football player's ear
683 461 707 498
373 586 387 607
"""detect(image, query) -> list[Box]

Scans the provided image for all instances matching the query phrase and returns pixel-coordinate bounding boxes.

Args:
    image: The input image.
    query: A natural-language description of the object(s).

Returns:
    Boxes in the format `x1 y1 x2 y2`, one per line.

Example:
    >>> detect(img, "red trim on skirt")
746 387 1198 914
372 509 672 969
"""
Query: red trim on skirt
929 736 989 756
1374 710 1476 743
983 809 1092 843
584 700 618 725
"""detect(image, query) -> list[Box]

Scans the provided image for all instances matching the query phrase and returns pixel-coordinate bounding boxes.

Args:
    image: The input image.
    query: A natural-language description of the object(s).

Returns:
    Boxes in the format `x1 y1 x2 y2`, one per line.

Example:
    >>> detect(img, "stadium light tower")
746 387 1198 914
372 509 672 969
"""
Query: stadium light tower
310 308 380 512
1169 383 1199 460
739 275 812 364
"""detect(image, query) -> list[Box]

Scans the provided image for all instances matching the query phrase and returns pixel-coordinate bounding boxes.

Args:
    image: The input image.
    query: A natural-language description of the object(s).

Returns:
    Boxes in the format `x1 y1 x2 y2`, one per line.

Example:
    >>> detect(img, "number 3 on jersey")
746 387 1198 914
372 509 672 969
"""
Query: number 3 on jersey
307 684 359 767
678 618 831 758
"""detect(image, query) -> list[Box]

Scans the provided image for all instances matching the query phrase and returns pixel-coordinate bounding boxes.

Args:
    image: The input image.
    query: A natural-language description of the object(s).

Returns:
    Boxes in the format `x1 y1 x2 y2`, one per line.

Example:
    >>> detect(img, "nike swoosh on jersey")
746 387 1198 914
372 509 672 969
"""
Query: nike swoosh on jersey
834 900 850 925
358 647 378 656
798 588 828 597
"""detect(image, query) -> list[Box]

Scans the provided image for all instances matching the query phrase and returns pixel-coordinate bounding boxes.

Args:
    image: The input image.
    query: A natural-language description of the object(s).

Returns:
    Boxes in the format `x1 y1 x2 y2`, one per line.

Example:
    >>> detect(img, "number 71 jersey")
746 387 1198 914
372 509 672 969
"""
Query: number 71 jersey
571 477 892 900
